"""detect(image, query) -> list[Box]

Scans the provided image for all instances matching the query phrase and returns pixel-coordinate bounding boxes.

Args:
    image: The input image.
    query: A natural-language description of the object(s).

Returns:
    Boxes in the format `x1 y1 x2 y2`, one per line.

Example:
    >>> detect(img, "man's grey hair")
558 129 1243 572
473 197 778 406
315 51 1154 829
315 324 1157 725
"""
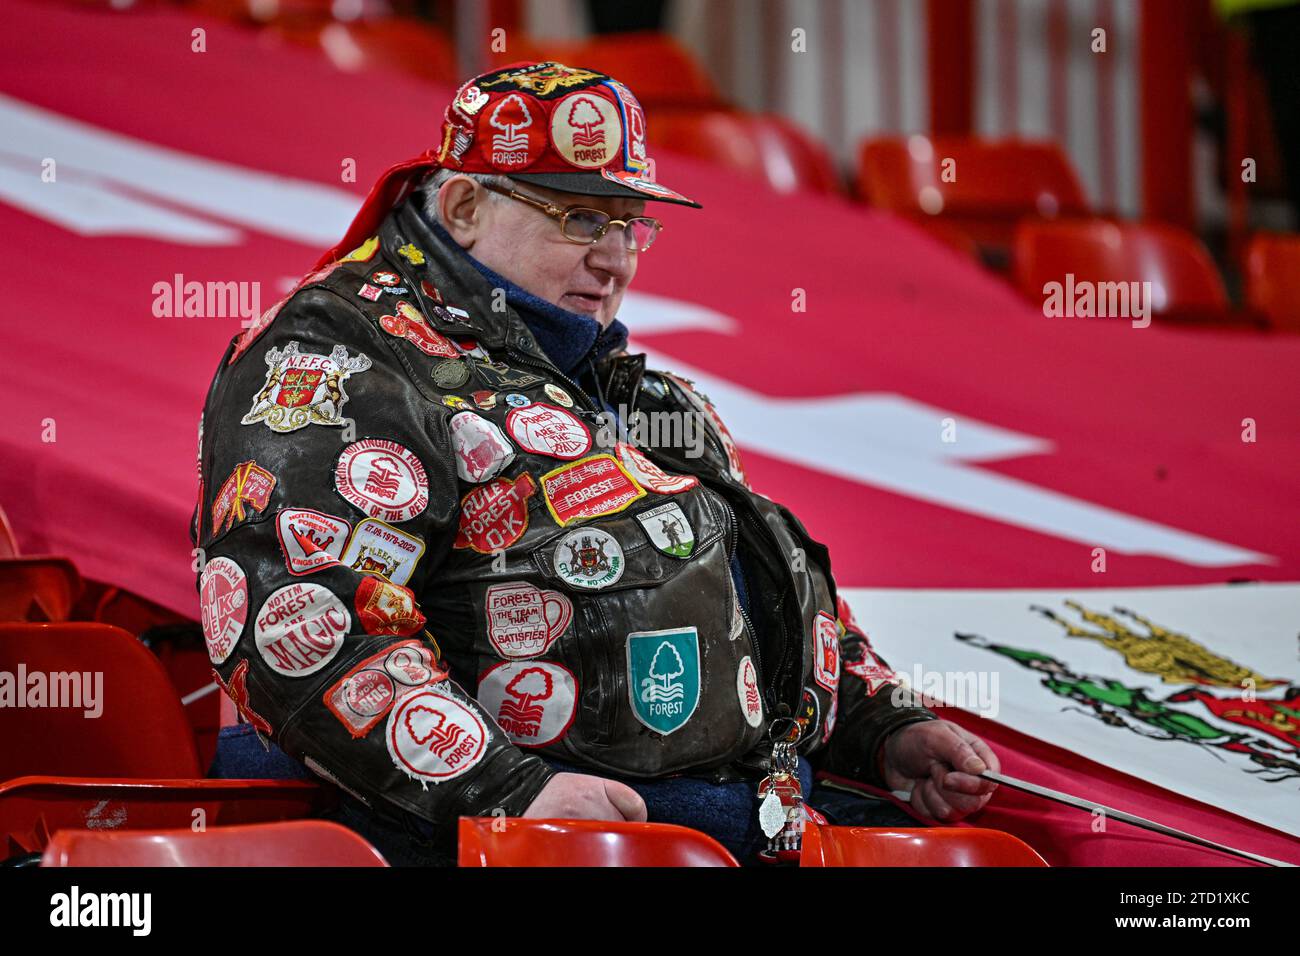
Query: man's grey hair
418 168 513 225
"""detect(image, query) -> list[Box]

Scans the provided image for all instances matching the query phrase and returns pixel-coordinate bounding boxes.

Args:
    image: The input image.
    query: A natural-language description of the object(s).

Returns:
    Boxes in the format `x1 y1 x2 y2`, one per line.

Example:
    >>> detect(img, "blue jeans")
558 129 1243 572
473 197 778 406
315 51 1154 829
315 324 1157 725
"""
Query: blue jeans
211 725 921 866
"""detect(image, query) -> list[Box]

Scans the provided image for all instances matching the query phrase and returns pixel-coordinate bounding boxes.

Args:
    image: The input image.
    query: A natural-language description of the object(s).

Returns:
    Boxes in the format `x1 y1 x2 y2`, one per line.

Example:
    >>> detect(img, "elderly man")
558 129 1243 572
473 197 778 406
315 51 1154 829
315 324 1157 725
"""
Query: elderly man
195 60 998 865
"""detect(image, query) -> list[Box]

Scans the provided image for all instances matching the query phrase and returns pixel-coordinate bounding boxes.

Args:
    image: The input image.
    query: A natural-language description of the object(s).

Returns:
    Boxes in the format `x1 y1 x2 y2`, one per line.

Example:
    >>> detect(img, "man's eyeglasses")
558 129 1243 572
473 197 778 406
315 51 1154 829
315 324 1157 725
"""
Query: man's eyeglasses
480 180 663 253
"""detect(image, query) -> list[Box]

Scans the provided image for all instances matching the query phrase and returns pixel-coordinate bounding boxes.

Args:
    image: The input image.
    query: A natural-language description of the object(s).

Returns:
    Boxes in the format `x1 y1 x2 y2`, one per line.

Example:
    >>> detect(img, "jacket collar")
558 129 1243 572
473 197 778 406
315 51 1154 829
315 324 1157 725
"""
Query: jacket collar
380 192 628 377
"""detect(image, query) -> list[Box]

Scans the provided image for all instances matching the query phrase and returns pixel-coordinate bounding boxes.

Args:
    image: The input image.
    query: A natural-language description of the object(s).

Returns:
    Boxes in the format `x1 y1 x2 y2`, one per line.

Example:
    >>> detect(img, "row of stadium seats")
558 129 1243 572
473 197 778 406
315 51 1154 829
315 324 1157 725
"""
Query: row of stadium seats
31 814 1046 867
0 574 1046 865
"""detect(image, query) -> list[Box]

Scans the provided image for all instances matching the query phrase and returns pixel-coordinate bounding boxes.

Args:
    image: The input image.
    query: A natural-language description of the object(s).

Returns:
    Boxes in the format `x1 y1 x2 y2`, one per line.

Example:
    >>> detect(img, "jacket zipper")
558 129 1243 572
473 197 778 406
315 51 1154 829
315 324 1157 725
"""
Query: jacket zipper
505 345 605 419
719 495 765 692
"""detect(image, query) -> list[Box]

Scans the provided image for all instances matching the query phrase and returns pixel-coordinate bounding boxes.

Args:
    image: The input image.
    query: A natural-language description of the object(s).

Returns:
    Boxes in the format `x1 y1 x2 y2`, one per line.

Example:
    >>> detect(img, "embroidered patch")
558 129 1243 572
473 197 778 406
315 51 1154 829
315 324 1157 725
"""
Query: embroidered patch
357 283 382 302
541 454 645 526
335 439 429 523
241 341 372 434
484 581 573 660
199 556 247 665
355 576 426 637
450 411 515 483
323 640 446 738
254 582 352 677
550 90 622 169
454 473 536 553
737 655 763 728
387 687 489 782
275 508 349 575
626 627 700 735
635 501 695 557
479 92 547 171
339 518 425 585
211 461 277 535
615 442 698 494
552 527 624 589
813 611 841 693
507 403 592 460
477 661 577 747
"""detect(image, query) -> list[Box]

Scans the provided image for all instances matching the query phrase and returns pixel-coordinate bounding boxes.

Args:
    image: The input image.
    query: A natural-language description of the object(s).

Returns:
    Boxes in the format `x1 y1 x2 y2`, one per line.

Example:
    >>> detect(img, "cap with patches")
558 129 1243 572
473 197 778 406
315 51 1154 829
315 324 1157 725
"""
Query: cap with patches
315 60 700 269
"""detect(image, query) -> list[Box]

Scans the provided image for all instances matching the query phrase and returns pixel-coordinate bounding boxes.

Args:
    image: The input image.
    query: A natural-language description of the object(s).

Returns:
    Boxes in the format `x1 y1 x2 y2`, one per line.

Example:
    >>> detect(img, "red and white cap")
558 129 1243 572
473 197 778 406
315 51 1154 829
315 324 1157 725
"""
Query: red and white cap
315 60 700 269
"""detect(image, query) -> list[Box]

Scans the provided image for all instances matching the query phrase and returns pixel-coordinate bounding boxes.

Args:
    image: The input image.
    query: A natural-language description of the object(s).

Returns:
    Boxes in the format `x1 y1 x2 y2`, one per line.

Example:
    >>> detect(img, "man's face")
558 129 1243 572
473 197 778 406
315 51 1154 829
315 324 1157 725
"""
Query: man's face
442 177 648 330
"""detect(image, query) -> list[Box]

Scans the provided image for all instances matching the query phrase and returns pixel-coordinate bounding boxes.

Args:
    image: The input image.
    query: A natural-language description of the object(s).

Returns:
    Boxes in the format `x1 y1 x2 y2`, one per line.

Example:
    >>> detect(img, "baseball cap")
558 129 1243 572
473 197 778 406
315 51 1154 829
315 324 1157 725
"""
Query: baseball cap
314 60 700 269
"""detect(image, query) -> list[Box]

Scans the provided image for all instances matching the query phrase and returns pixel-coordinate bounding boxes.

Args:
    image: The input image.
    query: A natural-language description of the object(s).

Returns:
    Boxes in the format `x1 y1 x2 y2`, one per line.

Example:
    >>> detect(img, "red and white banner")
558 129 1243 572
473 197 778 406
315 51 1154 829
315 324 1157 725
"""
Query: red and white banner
1 0 1296 864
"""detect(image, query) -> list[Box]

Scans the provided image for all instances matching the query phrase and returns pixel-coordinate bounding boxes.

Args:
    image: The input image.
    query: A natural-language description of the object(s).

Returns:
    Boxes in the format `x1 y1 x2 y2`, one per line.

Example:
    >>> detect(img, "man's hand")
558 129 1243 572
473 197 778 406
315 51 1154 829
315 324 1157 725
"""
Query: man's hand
881 720 1000 822
522 772 648 822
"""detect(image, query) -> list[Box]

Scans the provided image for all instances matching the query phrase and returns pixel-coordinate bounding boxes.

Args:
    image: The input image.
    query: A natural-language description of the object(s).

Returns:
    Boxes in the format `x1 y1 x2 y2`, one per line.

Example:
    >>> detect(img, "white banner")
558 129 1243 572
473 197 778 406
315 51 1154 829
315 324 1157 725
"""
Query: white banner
843 583 1300 839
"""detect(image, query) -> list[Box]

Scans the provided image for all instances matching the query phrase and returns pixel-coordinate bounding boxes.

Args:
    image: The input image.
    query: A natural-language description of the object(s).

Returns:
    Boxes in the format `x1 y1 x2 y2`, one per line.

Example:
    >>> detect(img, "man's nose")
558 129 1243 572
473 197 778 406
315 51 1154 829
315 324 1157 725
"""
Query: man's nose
586 226 635 279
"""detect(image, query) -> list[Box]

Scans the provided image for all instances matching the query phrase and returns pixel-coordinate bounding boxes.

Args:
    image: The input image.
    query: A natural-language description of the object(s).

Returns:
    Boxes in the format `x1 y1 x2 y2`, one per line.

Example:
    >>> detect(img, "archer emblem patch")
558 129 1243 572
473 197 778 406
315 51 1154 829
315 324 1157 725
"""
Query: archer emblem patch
635 501 695 557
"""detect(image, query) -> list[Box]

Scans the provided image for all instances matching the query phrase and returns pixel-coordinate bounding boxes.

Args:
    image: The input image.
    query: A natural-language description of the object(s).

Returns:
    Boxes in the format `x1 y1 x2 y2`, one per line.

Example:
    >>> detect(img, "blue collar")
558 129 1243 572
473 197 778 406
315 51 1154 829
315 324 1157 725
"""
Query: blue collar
424 217 629 377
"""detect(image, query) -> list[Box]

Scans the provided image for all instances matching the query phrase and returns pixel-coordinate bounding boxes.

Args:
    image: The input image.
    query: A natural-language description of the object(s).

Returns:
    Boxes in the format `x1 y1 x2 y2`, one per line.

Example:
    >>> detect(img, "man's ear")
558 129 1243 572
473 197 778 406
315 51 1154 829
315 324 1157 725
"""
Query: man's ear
437 175 485 249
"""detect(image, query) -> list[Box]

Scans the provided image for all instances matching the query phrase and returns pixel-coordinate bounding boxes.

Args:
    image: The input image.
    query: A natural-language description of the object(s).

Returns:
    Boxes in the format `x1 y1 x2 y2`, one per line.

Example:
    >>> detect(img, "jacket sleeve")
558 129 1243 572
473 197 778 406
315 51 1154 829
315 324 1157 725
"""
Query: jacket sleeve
821 594 939 789
194 284 553 842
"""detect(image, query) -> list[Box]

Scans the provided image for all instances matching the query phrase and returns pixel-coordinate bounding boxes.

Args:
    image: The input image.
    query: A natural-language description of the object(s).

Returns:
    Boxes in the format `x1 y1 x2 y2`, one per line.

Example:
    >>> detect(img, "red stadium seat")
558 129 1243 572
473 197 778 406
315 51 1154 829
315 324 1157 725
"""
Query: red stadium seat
493 32 725 110
1012 219 1232 324
0 557 82 622
857 137 1089 259
40 820 388 867
93 586 188 635
267 17 460 85
800 821 1048 867
458 817 740 867
1244 232 1300 333
0 776 331 860
649 110 843 196
0 623 202 781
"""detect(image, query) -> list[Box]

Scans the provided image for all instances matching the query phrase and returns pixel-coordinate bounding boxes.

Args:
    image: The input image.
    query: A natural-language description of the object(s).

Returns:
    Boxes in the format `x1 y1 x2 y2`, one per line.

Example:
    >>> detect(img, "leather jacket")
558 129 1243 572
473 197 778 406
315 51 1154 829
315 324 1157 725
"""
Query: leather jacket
192 193 937 843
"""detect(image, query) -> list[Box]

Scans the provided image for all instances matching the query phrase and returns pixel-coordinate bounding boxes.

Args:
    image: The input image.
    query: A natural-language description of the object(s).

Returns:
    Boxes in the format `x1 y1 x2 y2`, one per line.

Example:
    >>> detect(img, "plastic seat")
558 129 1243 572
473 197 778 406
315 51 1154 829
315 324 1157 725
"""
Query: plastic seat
857 137 1089 256
268 17 459 85
0 776 331 859
0 623 201 781
1012 219 1231 323
0 557 82 622
1244 232 1300 332
649 110 842 195
800 821 1048 867
493 32 725 110
458 817 740 867
93 586 188 635
40 820 388 867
